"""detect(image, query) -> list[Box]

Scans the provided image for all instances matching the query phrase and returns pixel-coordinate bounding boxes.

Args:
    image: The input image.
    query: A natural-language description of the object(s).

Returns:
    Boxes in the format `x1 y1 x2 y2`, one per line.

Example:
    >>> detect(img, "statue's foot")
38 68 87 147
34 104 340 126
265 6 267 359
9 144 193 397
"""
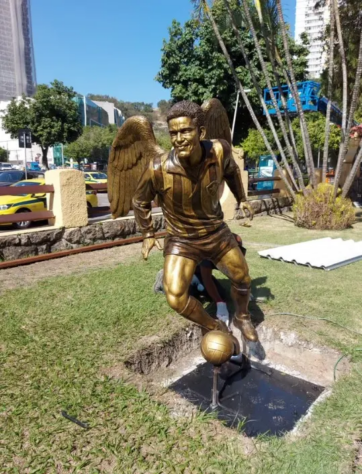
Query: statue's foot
233 314 258 342
214 320 240 355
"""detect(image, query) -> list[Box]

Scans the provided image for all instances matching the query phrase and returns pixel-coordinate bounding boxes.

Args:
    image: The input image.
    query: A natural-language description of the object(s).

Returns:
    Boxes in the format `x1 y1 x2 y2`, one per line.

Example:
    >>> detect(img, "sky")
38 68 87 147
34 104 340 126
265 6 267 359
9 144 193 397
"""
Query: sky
31 0 296 106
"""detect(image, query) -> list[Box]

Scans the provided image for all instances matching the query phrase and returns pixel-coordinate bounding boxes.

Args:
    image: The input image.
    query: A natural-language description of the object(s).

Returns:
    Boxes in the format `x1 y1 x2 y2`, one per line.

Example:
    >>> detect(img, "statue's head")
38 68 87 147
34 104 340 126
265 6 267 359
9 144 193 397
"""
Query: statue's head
167 100 206 160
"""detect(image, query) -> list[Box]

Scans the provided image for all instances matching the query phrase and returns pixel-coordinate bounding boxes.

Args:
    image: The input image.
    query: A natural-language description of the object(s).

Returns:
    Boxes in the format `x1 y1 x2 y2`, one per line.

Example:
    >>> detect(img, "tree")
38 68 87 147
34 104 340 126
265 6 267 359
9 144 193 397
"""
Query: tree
0 147 9 162
241 128 275 161
64 125 118 166
156 0 309 126
2 80 82 169
157 99 173 117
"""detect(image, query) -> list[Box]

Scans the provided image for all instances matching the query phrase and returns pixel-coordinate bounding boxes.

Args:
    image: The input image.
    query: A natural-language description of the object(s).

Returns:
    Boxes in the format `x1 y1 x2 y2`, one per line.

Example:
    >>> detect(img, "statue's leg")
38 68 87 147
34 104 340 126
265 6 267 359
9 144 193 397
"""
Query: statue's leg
215 247 258 342
163 254 228 333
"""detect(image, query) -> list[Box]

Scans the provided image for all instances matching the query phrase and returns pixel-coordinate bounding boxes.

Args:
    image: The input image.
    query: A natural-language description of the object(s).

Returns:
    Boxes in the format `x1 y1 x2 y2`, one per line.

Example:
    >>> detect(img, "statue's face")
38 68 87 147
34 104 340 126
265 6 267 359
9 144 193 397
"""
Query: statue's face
168 116 205 160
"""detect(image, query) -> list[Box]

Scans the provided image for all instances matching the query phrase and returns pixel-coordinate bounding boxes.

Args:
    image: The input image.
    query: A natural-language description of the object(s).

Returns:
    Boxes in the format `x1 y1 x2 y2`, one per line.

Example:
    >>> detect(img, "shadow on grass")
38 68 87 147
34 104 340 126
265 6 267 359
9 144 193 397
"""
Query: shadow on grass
203 275 274 328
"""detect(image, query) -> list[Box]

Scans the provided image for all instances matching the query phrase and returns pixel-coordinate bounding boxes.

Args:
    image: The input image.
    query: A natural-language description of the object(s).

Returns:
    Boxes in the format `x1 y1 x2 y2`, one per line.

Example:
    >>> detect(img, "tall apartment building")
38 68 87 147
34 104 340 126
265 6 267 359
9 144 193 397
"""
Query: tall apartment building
295 0 330 78
0 0 36 101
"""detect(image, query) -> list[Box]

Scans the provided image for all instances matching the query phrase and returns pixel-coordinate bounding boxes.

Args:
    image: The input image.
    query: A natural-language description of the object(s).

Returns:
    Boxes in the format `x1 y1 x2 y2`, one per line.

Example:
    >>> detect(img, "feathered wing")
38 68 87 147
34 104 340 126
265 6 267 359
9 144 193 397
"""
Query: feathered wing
108 116 164 218
201 98 232 145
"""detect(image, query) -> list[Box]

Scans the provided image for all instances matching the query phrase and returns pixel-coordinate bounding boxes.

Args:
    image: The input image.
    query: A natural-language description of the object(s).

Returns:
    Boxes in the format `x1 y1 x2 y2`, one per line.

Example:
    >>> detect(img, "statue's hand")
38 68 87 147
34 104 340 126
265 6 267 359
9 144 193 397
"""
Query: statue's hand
240 202 254 220
141 237 163 260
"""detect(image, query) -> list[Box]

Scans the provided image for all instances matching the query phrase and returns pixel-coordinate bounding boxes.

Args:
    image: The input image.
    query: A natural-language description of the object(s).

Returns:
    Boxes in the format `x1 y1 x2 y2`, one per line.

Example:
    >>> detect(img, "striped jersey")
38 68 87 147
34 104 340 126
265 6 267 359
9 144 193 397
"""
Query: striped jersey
132 139 246 239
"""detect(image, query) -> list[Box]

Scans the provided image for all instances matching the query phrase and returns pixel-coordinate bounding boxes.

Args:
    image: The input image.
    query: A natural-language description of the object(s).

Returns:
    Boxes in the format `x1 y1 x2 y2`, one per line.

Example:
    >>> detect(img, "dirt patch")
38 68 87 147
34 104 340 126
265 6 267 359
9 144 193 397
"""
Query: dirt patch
354 439 362 472
0 242 143 293
124 325 202 375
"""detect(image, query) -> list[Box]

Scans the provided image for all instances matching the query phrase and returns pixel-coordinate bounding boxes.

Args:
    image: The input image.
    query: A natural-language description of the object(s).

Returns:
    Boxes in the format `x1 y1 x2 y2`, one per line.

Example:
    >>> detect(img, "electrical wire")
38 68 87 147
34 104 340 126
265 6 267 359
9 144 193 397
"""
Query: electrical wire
266 312 362 380
267 312 362 337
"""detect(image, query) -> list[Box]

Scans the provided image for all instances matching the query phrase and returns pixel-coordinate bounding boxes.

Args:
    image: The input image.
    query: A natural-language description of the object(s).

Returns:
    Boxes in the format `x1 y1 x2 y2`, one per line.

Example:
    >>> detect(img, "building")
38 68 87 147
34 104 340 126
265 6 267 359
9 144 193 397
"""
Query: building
295 0 330 78
0 100 54 167
92 100 125 127
74 96 109 127
0 0 36 101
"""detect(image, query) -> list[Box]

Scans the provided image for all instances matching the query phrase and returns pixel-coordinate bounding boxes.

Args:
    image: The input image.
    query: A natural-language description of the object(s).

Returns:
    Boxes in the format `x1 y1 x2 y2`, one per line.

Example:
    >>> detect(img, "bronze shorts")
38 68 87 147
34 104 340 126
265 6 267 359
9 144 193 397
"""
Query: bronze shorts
163 225 239 265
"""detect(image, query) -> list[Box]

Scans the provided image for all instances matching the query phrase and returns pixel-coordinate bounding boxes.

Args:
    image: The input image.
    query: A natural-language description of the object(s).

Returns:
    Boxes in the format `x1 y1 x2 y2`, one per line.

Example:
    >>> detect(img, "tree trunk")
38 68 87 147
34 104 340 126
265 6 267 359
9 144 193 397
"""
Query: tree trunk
342 143 362 198
335 28 362 195
322 1 335 183
247 0 300 165
332 0 348 196
235 0 304 193
275 0 316 188
201 0 296 198
41 147 49 170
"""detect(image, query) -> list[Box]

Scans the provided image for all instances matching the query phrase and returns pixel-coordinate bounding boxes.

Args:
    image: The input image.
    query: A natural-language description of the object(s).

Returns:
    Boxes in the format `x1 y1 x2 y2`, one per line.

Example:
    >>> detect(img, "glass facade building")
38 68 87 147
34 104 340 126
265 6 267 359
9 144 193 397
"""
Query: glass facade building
74 96 109 127
0 0 36 100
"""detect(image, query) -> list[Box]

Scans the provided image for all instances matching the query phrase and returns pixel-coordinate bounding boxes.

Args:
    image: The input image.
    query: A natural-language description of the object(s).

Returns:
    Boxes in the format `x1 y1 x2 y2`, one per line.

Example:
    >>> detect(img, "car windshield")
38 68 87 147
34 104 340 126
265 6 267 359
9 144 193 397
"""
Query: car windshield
90 173 107 179
12 181 43 196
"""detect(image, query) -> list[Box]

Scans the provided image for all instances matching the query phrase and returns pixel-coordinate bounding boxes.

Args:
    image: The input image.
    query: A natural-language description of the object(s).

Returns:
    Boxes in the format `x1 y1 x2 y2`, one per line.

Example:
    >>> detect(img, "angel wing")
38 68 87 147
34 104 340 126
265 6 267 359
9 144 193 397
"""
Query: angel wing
108 116 164 218
201 98 232 145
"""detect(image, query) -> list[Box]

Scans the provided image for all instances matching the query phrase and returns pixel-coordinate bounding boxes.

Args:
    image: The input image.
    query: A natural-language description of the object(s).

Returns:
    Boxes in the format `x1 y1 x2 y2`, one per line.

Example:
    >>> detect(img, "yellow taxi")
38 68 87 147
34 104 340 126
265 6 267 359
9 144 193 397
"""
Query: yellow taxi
83 172 107 184
0 178 98 229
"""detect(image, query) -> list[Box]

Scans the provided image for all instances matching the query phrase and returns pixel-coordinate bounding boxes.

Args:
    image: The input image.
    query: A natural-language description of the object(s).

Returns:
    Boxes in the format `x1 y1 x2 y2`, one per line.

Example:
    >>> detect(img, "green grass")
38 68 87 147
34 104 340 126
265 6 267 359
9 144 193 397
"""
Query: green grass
1 216 362 473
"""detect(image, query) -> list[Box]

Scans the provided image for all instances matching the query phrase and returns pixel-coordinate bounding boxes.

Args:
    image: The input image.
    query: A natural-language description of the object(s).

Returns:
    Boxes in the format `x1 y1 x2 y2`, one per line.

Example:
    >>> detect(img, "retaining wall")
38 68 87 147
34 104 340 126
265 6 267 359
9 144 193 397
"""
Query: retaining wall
0 197 293 262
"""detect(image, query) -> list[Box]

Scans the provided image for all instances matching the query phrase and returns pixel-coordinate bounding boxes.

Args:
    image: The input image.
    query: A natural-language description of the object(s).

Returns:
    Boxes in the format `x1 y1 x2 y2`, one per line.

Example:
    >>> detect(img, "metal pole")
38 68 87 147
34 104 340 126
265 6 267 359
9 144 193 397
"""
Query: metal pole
61 143 64 168
211 366 220 409
231 89 251 143
84 95 87 126
231 90 240 143
23 132 27 180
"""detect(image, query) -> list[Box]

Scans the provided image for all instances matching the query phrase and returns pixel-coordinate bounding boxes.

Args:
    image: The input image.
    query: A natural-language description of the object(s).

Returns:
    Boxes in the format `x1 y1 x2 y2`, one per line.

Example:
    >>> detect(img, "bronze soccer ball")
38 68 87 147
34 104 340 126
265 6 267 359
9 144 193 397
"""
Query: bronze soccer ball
200 330 235 366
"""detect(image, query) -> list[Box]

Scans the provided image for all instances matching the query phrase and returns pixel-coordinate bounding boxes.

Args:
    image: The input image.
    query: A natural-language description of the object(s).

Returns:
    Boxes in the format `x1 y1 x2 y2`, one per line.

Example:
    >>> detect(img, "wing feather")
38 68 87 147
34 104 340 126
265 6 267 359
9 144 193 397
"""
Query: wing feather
108 116 164 218
201 98 232 145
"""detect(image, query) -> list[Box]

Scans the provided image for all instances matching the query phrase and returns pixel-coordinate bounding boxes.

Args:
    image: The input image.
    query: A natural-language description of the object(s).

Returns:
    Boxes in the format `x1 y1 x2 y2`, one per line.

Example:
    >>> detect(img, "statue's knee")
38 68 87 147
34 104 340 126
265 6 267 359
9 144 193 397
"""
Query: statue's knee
165 291 188 314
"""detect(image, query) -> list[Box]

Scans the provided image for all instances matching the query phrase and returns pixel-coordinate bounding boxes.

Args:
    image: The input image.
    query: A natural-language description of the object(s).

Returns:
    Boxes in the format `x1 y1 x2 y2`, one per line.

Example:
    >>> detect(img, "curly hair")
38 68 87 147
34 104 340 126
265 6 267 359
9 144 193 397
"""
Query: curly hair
166 100 205 130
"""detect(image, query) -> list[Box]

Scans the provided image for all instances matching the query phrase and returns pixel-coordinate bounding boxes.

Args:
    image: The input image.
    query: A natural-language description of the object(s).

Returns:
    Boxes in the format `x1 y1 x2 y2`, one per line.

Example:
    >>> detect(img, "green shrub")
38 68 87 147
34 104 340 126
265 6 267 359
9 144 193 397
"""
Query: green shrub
155 130 172 151
293 183 355 230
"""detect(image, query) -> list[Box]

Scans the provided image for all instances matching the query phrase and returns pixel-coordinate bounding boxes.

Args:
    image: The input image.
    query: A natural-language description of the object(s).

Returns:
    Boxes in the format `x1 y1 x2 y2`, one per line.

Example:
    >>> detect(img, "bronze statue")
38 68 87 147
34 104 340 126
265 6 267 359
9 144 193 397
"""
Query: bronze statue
108 99 258 343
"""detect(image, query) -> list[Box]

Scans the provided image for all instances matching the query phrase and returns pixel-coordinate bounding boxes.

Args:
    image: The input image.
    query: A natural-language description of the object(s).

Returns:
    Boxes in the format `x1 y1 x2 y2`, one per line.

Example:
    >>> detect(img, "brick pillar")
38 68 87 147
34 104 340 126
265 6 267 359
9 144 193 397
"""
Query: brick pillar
45 169 88 228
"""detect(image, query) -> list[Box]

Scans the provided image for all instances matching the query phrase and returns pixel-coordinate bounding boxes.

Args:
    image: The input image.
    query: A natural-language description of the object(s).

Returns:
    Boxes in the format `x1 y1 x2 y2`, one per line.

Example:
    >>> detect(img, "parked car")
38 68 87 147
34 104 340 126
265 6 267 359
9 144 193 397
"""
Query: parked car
84 172 107 183
0 162 13 170
0 170 44 187
0 178 98 229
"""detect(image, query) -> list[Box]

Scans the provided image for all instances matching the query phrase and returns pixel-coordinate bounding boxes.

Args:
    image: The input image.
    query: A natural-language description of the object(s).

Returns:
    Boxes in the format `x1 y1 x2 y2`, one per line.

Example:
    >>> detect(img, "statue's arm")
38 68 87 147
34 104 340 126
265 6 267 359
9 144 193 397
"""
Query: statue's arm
132 163 157 238
222 141 247 206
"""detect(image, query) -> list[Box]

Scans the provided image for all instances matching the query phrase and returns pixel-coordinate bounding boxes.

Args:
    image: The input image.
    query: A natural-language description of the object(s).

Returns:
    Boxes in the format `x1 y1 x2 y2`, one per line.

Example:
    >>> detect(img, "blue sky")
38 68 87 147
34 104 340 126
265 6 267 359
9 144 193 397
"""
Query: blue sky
31 0 296 106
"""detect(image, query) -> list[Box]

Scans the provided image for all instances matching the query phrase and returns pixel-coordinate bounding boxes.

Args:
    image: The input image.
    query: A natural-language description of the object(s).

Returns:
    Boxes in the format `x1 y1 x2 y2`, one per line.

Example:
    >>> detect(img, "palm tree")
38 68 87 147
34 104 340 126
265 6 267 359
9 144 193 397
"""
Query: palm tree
223 0 301 191
322 0 335 183
194 0 296 197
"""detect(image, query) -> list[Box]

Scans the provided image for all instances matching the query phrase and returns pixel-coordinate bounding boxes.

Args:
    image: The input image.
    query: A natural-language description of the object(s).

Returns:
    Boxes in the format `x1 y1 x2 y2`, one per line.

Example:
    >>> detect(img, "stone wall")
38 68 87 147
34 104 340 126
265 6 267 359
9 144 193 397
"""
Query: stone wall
0 197 292 262
0 216 165 262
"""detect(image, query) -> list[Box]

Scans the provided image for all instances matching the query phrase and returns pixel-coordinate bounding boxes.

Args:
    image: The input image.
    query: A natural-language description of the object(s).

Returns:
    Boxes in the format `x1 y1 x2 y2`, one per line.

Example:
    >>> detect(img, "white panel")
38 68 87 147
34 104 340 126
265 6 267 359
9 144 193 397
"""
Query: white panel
259 238 362 271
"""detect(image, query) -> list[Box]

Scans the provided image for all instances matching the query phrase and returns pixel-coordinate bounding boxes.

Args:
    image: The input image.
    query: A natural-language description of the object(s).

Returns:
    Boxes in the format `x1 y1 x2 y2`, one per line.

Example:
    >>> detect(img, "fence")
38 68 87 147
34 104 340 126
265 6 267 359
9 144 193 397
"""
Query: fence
248 176 282 197
0 184 54 226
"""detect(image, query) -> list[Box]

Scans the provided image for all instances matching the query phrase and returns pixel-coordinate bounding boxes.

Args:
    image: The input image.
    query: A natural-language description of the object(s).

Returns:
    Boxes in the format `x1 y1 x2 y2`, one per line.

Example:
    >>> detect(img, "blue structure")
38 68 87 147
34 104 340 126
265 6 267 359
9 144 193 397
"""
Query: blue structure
263 81 320 115
256 156 277 191
262 80 357 128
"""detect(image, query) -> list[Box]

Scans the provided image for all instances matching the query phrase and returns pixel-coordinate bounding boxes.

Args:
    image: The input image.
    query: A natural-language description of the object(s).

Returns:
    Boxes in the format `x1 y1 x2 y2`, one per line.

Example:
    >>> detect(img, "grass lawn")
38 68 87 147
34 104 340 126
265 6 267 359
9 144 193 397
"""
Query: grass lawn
1 215 362 473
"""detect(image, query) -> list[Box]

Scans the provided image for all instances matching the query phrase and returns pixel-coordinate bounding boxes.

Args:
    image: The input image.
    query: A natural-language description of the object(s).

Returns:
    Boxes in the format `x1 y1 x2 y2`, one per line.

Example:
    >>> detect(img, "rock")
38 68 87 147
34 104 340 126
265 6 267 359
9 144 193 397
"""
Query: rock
102 221 120 239
38 244 50 255
0 235 20 248
19 234 31 245
29 228 63 245
80 224 104 244
2 245 37 260
250 200 262 213
63 227 82 244
51 240 73 253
